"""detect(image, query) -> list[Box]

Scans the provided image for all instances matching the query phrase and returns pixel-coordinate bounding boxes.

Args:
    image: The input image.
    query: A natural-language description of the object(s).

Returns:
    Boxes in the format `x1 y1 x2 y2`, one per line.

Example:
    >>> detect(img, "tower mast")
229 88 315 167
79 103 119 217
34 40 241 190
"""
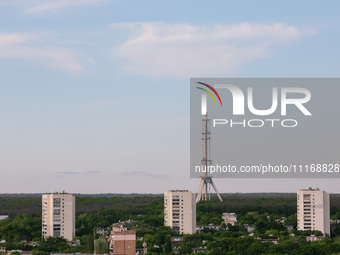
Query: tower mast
196 113 223 203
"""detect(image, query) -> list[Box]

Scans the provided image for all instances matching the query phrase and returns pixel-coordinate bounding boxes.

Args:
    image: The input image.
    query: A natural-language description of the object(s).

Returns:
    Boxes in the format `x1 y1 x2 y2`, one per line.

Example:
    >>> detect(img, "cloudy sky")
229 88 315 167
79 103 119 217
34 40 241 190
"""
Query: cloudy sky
1 0 340 194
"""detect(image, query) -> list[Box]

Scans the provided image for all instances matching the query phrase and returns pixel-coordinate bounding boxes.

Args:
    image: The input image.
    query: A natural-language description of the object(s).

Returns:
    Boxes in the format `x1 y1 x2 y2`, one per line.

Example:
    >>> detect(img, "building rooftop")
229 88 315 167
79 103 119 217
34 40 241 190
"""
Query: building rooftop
300 187 321 191
168 190 189 192
111 227 135 233
44 191 72 195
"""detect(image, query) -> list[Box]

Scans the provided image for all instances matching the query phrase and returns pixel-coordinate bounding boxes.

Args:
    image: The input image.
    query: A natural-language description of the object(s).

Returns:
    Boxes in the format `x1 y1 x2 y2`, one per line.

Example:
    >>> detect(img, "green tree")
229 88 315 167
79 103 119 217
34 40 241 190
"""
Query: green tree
164 235 172 254
80 232 94 253
94 239 109 254
208 247 223 255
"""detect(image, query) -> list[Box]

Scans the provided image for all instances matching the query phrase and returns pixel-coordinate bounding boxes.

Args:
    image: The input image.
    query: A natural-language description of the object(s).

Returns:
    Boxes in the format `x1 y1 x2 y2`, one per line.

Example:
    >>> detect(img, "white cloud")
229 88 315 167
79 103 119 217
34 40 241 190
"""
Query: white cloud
112 22 314 77
0 33 84 73
25 0 108 14
0 34 29 45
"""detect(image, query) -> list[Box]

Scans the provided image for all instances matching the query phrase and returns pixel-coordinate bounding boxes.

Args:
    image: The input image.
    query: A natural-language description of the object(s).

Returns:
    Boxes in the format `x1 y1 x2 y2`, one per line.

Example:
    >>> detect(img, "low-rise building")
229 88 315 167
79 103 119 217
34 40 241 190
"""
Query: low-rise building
196 224 221 232
96 227 110 236
259 239 279 244
274 217 286 224
170 236 183 244
306 235 323 242
192 247 207 253
222 213 237 226
244 224 256 233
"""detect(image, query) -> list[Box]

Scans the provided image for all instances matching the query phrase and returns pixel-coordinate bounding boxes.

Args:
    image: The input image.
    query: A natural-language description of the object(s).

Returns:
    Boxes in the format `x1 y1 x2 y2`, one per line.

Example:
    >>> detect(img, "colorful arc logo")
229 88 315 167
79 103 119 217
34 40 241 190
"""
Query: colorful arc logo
196 82 223 106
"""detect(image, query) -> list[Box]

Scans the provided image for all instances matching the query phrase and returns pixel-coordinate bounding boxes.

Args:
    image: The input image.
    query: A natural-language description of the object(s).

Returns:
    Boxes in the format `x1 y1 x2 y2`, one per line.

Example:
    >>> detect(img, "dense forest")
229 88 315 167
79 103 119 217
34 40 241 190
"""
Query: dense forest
2 193 340 254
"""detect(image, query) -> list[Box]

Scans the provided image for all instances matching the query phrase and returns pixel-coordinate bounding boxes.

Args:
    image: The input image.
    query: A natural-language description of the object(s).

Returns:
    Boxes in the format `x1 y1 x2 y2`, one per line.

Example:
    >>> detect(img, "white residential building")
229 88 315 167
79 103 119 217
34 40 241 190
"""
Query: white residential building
42 192 75 241
164 190 196 234
297 187 330 236
222 213 237 226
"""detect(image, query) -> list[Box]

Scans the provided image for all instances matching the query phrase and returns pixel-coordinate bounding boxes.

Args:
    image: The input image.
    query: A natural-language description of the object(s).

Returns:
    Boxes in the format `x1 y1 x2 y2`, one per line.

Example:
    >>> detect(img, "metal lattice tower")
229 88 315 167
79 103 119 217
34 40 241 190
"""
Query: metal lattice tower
196 113 223 203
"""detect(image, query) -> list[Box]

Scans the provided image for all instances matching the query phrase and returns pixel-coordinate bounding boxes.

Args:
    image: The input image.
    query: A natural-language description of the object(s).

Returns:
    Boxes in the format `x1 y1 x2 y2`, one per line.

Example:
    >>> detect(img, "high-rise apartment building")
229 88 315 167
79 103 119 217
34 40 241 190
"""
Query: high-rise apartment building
42 192 75 241
109 227 136 255
297 187 330 236
164 190 196 234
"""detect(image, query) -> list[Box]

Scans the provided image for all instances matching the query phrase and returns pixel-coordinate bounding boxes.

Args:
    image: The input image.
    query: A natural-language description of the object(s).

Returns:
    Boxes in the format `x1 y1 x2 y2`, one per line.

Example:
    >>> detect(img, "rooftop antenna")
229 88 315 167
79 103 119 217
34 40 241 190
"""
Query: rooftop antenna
196 113 223 203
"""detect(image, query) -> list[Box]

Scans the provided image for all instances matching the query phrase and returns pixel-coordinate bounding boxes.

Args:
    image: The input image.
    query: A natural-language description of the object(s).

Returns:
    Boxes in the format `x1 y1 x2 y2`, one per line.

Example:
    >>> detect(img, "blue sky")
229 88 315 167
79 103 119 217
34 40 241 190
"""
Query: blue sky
1 0 340 193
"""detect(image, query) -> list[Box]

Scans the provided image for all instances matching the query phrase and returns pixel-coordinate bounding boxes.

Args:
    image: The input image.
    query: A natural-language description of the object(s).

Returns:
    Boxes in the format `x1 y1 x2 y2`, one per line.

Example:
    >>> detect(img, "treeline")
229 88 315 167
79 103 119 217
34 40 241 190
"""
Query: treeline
0 195 163 217
7 192 340 217
3 193 340 254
